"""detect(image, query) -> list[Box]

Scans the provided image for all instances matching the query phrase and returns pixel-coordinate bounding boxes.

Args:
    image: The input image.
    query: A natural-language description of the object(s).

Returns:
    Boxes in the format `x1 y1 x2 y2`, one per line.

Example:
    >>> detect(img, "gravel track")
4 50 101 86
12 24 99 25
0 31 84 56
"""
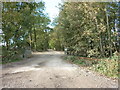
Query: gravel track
1 51 118 88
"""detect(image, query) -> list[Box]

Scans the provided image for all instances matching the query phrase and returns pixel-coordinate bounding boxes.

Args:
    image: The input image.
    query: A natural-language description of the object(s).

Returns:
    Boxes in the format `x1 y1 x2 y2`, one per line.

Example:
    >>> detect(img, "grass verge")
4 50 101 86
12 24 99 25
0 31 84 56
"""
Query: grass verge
63 52 119 79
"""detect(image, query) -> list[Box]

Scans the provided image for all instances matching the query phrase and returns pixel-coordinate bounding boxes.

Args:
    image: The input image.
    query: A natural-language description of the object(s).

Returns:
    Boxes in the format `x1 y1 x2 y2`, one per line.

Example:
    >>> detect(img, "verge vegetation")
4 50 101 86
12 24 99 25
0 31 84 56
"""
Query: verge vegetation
64 52 119 78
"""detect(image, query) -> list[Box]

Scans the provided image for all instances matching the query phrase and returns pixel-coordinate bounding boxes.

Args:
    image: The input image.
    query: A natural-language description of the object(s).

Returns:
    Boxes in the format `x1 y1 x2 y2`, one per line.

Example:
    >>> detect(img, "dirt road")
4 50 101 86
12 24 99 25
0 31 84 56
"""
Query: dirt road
1 51 118 88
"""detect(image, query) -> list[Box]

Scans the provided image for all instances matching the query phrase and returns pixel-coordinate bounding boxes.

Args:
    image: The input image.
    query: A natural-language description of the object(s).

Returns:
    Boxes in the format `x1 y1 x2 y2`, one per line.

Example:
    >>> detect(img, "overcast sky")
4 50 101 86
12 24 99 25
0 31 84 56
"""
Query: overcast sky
35 0 62 23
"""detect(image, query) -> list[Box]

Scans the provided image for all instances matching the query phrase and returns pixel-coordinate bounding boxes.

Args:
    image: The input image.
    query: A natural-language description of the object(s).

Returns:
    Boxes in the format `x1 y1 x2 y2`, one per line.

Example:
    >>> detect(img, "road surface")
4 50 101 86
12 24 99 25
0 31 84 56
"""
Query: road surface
1 51 118 88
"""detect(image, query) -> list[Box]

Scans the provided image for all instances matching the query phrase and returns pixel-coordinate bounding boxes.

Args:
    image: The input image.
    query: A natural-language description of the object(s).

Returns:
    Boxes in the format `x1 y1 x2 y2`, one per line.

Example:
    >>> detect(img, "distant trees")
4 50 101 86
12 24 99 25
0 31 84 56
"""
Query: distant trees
2 2 51 62
52 2 120 58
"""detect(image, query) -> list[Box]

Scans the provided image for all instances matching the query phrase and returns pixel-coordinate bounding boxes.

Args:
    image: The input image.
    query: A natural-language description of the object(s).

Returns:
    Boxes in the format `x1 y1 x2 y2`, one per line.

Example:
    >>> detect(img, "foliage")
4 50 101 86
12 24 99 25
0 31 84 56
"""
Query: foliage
2 2 51 63
52 2 120 57
92 52 119 78
64 55 98 67
64 51 119 78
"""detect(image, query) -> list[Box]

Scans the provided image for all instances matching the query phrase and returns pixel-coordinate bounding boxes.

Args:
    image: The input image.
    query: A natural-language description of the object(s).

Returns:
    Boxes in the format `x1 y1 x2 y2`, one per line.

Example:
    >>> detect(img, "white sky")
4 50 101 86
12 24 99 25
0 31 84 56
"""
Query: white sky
0 29 2 34
35 0 62 23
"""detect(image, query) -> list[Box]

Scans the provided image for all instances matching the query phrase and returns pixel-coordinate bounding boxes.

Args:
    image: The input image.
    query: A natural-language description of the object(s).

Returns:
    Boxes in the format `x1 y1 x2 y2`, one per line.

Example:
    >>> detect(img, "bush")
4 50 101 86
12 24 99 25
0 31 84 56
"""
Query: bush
92 52 119 78
64 52 119 78
2 46 23 64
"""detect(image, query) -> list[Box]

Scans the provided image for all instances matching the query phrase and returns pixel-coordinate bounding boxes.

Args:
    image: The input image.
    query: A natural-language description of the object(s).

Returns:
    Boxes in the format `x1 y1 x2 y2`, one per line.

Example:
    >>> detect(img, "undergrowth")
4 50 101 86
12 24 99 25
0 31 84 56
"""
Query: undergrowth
64 52 119 78
1 58 22 64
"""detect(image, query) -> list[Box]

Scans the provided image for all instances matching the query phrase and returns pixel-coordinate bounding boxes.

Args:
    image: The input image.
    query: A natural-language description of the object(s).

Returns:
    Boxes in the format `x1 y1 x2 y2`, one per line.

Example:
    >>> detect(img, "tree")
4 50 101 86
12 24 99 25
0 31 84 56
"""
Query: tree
2 2 51 62
53 2 119 58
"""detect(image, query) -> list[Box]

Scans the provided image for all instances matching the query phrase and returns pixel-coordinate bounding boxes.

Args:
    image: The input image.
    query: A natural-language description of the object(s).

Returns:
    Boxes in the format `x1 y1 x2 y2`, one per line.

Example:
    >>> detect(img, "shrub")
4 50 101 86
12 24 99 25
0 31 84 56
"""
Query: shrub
64 52 119 78
92 52 119 78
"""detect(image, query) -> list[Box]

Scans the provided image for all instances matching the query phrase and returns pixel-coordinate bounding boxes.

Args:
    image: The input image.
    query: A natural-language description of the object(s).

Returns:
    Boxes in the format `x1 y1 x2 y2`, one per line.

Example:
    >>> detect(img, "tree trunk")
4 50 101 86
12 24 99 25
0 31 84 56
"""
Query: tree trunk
105 6 112 57
29 30 32 49
95 18 104 57
34 28 37 51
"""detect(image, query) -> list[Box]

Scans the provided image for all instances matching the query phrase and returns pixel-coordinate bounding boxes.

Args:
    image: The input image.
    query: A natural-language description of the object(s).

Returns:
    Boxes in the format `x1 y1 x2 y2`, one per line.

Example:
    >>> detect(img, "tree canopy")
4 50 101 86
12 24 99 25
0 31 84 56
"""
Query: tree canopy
50 2 120 58
2 2 51 62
